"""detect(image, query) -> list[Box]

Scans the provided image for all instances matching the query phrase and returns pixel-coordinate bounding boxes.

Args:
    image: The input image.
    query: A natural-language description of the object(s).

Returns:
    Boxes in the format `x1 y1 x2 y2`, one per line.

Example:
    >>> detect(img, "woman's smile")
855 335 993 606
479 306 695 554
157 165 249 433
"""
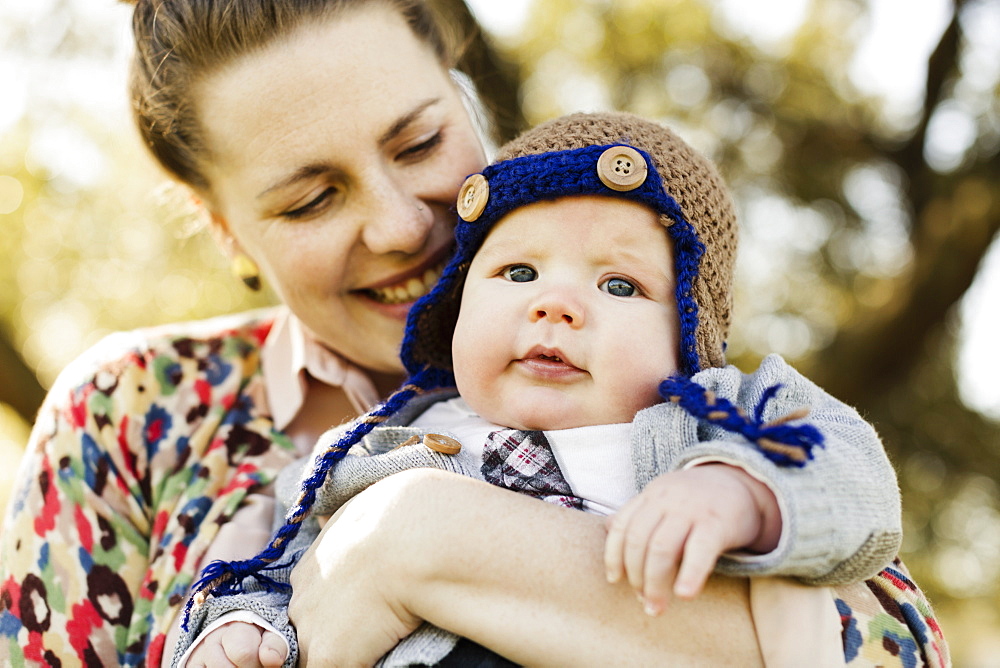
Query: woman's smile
360 259 445 307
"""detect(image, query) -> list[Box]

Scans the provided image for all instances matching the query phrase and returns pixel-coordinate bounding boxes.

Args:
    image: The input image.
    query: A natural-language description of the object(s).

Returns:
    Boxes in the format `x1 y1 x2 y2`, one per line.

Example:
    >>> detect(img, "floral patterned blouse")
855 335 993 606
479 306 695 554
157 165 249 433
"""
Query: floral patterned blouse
0 308 301 666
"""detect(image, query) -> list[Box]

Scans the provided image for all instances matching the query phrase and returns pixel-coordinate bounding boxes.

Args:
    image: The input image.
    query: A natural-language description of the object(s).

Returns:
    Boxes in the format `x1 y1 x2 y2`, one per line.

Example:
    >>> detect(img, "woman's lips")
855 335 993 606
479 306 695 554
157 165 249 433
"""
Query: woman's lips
356 242 452 308
363 264 443 305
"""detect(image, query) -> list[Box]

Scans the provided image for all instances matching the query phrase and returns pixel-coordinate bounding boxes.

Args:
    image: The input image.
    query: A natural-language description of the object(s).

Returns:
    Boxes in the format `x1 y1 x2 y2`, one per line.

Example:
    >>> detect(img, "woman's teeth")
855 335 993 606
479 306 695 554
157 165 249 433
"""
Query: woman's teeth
368 265 442 304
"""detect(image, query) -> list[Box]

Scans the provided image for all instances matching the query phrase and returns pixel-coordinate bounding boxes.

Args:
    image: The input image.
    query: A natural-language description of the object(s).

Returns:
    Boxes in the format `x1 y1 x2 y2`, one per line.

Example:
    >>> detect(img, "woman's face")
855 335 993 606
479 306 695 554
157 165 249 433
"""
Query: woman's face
197 6 487 372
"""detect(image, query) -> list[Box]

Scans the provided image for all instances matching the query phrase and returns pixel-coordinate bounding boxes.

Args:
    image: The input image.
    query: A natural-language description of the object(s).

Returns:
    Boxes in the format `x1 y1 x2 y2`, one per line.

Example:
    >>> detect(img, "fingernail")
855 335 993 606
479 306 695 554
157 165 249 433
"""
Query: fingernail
644 599 662 617
606 570 618 583
675 581 695 599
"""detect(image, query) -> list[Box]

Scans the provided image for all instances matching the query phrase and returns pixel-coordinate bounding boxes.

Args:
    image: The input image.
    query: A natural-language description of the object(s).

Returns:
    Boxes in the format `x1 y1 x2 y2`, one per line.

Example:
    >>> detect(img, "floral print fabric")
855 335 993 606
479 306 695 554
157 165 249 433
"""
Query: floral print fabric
0 310 296 666
836 558 950 667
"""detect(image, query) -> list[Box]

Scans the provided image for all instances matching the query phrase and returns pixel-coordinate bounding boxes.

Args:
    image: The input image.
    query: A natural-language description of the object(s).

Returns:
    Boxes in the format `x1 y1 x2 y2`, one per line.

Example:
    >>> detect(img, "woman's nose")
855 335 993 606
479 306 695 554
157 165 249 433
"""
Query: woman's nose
361 175 434 255
530 290 585 327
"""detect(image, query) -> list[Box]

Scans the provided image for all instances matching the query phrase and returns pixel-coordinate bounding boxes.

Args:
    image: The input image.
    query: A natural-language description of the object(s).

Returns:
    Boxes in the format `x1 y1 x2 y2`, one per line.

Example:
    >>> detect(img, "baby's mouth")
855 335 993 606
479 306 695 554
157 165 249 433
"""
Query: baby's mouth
363 264 443 305
521 346 581 371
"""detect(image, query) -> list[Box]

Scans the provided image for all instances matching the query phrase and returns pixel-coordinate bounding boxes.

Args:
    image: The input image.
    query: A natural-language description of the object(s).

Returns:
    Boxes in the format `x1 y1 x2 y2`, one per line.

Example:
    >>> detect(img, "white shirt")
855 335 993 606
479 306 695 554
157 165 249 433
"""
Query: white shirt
411 397 637 515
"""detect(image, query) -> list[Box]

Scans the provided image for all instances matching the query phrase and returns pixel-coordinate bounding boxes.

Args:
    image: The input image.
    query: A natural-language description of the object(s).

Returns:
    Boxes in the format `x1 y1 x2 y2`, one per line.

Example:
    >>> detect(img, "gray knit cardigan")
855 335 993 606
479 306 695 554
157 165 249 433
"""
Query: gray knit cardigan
174 354 901 667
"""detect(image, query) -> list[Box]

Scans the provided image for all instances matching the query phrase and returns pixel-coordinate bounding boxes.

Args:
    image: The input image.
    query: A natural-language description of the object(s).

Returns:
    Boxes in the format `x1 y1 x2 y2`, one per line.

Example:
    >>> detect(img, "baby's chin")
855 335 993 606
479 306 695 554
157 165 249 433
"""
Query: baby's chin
464 384 662 431
478 407 641 432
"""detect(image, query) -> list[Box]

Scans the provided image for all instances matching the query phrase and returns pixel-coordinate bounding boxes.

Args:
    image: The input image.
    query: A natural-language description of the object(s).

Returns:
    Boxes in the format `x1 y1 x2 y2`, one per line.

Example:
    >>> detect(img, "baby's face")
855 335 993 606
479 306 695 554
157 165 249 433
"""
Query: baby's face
452 195 680 430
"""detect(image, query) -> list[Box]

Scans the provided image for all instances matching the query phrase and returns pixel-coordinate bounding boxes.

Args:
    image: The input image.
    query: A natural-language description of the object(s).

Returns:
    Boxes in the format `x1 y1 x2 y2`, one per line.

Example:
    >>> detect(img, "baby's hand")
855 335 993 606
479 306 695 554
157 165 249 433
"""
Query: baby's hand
185 620 287 668
603 464 780 616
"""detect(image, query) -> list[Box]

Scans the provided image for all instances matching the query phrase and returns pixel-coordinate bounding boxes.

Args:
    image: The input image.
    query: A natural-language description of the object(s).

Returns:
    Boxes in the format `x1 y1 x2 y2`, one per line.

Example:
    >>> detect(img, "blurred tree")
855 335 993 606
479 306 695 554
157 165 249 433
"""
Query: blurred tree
1 0 998 660
497 0 1000 654
0 326 45 425
434 0 528 143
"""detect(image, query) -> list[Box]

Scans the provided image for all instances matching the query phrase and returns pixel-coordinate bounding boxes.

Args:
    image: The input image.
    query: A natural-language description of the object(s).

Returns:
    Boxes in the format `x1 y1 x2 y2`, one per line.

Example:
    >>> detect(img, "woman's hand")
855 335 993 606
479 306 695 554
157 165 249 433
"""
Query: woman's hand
288 475 426 666
604 464 781 616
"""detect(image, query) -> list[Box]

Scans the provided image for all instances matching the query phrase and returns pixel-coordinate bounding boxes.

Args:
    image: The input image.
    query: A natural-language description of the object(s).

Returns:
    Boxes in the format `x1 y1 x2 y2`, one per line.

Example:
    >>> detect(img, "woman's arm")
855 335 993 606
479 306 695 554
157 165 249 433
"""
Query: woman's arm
289 468 764 667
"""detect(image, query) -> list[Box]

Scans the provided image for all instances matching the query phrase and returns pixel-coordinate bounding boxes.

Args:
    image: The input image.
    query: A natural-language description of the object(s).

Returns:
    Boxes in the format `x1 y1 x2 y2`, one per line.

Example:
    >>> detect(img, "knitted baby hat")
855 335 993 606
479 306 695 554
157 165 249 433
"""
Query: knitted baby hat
401 111 737 380
184 115 828 616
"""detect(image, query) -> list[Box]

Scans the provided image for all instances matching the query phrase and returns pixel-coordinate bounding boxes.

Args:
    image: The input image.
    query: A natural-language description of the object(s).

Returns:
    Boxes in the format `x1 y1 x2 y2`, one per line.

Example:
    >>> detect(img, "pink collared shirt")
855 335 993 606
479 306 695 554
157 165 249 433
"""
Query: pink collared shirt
261 308 381 442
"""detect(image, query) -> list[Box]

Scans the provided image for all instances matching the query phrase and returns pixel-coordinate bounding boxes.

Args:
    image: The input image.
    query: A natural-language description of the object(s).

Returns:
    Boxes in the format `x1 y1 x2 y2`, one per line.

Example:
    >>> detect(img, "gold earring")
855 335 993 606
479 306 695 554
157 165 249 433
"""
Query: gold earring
231 253 261 291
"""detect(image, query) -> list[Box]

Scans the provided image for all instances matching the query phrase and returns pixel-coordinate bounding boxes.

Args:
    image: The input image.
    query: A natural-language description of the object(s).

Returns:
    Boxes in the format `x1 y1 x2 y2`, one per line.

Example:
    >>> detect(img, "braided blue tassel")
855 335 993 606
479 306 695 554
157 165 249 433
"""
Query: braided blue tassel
181 558 291 631
181 370 437 631
659 377 824 467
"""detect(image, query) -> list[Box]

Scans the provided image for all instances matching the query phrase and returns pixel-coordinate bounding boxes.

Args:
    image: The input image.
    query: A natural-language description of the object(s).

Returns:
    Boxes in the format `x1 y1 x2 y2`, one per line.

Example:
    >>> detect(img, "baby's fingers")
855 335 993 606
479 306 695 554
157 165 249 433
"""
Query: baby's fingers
617 506 670 596
187 641 236 668
259 630 288 667
221 622 272 667
637 519 690 616
673 520 728 600
604 502 640 583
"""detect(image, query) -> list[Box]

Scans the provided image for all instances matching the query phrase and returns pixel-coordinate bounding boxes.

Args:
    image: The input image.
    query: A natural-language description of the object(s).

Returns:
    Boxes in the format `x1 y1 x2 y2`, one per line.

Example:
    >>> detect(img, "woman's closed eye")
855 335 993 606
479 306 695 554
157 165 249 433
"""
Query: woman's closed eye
502 264 537 283
600 276 639 297
281 186 338 220
397 131 443 163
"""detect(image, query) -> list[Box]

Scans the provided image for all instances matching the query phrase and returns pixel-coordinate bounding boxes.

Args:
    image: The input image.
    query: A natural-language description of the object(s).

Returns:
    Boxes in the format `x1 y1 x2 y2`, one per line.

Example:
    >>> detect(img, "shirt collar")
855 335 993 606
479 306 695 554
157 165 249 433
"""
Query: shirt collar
261 308 381 430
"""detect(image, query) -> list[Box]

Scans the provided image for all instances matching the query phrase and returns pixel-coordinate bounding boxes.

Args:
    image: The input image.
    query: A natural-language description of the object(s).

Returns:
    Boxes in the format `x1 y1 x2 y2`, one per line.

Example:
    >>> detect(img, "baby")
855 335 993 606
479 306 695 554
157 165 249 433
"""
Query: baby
177 112 901 667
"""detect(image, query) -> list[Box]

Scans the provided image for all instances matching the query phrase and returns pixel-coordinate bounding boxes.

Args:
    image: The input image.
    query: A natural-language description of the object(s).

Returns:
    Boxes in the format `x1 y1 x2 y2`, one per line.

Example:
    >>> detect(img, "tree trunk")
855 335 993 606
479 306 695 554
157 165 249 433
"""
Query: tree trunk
0 325 46 425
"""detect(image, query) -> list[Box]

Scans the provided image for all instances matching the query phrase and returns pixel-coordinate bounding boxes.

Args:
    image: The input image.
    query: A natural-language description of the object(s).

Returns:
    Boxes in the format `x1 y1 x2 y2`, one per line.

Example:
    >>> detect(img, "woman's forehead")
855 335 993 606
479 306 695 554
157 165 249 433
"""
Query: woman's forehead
195 8 455 182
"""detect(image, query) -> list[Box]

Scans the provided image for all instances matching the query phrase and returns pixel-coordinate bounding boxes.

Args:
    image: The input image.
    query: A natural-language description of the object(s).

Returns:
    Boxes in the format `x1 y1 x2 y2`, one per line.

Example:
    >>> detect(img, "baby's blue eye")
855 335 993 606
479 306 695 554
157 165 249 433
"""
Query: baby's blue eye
504 265 537 282
602 277 637 297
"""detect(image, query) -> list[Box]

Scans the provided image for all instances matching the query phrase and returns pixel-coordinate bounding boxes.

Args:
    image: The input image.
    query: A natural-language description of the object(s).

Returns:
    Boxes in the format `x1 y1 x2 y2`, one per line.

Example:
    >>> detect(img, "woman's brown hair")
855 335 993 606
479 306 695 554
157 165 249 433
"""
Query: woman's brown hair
126 0 457 191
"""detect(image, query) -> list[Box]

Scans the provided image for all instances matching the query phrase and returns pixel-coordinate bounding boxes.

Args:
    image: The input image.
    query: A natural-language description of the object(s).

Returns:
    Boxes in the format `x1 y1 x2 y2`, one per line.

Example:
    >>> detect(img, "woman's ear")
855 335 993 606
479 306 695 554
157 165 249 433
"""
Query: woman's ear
205 209 262 291
205 207 237 258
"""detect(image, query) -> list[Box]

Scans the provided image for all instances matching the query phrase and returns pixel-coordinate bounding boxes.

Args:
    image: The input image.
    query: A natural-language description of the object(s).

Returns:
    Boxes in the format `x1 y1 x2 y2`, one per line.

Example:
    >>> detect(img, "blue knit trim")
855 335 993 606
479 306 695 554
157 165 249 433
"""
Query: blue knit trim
400 143 706 378
658 376 825 467
181 368 440 630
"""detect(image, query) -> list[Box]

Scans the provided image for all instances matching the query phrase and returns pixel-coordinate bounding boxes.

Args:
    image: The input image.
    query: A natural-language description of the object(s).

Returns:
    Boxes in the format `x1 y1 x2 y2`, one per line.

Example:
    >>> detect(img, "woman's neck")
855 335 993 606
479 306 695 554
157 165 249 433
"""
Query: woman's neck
368 370 408 399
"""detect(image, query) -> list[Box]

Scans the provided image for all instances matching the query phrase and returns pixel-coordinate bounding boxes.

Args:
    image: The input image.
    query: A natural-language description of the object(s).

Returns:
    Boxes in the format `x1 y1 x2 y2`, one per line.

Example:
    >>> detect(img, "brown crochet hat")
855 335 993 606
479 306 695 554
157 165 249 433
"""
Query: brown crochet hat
400 111 738 380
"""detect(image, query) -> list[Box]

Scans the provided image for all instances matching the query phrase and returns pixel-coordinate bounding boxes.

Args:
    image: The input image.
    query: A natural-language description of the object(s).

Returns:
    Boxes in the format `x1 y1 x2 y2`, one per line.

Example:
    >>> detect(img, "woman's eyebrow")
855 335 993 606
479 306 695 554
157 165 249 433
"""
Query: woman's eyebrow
257 99 443 199
378 98 441 147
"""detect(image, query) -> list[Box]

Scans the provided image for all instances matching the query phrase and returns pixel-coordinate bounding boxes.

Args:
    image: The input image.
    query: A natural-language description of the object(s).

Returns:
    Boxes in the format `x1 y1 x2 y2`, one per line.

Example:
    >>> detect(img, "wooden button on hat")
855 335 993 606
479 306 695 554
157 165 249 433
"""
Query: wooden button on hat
597 145 647 191
457 174 489 221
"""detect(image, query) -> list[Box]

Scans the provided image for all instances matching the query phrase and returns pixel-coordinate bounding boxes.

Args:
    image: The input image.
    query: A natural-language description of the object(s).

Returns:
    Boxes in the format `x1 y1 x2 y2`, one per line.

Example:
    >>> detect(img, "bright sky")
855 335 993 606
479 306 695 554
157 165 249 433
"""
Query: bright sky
2 0 998 418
